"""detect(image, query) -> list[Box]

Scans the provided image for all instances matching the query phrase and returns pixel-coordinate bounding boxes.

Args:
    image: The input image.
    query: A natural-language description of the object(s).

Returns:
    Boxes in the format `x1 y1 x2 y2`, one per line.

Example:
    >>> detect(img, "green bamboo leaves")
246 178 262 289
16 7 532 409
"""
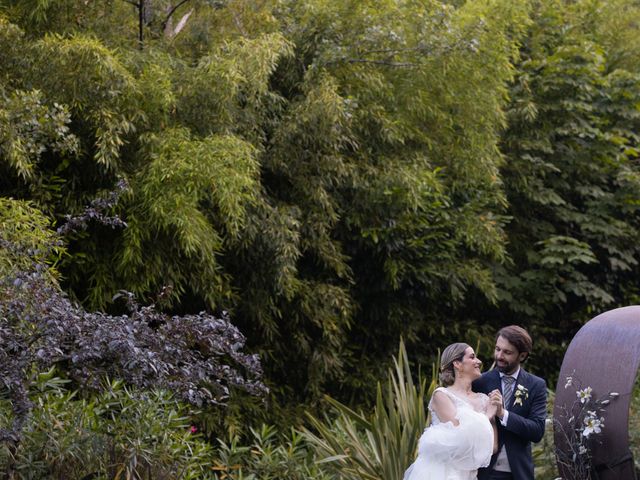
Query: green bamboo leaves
118 129 259 307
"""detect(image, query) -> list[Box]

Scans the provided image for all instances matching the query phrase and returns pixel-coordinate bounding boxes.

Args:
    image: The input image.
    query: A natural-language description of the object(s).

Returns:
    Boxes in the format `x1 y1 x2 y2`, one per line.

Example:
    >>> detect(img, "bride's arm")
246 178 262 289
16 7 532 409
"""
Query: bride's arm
491 419 498 454
431 390 459 426
481 394 499 454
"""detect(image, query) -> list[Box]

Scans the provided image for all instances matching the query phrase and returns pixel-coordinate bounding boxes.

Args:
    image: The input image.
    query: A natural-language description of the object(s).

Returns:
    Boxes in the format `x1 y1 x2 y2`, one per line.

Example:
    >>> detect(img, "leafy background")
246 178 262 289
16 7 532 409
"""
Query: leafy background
1 0 640 477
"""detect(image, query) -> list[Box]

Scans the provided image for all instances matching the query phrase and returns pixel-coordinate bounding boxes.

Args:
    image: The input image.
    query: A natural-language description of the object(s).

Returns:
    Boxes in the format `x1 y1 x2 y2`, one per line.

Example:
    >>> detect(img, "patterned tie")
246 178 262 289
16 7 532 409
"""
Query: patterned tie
503 375 516 408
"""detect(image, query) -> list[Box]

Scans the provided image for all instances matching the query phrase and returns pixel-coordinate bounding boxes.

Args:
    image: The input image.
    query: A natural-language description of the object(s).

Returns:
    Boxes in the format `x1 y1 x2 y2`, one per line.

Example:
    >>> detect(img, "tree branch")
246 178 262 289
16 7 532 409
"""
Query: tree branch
161 0 192 31
166 8 194 38
230 6 248 37
138 0 144 49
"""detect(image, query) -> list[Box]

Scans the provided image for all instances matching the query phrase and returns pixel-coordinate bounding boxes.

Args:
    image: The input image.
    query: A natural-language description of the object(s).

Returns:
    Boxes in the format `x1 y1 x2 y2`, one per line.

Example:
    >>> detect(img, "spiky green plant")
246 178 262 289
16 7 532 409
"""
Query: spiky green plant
303 340 437 480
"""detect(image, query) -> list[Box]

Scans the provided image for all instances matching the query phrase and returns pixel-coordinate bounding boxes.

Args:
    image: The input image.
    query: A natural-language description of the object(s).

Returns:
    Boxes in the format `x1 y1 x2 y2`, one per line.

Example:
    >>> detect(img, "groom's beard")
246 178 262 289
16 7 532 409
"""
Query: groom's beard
495 359 518 374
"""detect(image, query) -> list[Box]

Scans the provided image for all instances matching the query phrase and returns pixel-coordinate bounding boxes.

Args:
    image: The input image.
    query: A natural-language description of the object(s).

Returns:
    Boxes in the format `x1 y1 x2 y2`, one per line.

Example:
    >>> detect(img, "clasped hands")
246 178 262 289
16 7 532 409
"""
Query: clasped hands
487 389 504 420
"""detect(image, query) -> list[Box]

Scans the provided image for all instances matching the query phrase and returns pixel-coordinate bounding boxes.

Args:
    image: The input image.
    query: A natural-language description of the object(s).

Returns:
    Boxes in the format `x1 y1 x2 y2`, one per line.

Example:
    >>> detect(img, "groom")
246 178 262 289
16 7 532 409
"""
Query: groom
472 325 547 480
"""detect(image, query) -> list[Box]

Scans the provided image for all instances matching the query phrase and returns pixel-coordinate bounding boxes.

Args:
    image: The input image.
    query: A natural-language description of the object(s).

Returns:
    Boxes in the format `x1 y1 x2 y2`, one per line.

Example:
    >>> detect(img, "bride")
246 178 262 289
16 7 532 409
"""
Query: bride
404 343 499 480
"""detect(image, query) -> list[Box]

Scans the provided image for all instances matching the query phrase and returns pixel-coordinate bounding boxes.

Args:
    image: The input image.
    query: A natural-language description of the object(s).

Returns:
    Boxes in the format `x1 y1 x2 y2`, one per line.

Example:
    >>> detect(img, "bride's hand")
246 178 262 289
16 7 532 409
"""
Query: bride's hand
487 389 503 419
485 399 498 419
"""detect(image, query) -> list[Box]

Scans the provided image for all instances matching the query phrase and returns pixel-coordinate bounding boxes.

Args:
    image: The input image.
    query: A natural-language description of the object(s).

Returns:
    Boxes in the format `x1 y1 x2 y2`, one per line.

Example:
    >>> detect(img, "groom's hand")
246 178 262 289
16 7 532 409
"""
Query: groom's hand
489 389 504 418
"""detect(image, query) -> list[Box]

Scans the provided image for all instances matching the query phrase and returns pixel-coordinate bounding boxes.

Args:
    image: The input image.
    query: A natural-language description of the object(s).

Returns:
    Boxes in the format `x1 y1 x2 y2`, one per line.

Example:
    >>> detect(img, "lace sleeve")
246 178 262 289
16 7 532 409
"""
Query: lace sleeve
477 392 490 414
428 387 461 426
427 387 445 414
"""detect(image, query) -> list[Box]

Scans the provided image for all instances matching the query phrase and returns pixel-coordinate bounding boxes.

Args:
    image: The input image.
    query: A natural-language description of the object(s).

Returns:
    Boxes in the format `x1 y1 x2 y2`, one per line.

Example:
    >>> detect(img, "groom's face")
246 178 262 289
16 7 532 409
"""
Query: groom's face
494 335 526 374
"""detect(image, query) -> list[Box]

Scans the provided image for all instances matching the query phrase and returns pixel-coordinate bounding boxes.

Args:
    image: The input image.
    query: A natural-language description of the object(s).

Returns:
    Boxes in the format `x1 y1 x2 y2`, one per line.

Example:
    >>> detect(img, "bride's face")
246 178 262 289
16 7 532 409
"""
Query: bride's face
455 347 483 380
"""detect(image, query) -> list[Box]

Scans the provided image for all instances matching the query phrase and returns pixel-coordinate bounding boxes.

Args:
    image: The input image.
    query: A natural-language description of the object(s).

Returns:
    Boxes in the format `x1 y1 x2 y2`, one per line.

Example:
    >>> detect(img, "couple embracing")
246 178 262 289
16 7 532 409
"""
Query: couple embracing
404 326 547 480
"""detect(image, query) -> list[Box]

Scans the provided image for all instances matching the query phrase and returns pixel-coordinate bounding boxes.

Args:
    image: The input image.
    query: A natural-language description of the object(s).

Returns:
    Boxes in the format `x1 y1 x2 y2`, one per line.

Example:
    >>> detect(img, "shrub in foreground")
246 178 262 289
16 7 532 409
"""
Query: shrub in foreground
0 370 215 479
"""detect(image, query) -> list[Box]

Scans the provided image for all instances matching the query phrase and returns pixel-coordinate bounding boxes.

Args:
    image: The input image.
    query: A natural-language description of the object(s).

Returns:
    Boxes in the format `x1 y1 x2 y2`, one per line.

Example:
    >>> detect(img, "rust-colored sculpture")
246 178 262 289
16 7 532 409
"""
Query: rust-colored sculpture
554 306 640 480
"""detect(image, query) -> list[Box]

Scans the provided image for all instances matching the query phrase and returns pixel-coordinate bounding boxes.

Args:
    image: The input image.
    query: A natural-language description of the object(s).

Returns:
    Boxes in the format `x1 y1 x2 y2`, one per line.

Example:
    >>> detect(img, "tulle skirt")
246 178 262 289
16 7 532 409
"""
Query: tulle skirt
403 407 493 480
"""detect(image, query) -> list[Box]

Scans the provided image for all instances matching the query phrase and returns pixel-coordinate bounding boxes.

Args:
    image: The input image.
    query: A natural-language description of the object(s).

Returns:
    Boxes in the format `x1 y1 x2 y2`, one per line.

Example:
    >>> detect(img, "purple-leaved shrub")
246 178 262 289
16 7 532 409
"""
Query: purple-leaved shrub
0 185 267 444
55 178 129 236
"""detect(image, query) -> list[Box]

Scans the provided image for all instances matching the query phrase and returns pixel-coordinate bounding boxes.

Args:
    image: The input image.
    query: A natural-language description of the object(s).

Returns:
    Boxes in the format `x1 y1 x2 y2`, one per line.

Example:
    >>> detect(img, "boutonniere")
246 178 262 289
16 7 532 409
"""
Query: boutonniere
514 384 529 406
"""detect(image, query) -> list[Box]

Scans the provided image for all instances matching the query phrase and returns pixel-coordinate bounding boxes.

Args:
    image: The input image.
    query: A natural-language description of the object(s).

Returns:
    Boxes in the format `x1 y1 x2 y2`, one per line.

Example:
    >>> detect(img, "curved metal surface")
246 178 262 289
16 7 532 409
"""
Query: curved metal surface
554 306 640 480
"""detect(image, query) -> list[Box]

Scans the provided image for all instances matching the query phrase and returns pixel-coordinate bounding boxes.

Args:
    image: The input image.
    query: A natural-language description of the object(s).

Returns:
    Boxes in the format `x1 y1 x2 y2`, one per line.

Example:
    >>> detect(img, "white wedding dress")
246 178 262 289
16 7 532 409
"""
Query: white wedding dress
403 387 494 480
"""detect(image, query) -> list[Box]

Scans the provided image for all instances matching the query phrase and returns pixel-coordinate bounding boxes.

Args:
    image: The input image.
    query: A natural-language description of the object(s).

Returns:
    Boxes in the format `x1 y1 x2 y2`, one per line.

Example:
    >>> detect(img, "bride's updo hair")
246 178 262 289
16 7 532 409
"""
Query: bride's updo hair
439 342 470 387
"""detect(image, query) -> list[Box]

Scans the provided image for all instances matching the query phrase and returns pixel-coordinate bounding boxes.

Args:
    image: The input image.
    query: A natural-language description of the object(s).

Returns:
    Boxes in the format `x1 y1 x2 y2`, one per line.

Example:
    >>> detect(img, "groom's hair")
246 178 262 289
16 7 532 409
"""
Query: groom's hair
497 325 532 359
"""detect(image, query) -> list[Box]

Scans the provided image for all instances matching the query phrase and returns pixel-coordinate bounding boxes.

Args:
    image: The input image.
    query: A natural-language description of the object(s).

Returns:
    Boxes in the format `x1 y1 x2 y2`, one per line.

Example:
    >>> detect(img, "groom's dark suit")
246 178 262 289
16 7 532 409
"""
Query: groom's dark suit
473 368 547 480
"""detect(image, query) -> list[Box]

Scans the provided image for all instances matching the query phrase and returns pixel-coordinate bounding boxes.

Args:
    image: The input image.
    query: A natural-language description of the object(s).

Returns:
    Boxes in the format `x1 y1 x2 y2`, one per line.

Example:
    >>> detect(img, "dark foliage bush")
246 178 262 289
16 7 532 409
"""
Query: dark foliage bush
0 192 267 444
0 246 266 442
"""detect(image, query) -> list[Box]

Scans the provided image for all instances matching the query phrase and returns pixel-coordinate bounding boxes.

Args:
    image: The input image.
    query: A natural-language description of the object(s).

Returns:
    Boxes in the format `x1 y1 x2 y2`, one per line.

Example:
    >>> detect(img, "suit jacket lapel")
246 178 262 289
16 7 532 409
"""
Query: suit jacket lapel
489 368 502 393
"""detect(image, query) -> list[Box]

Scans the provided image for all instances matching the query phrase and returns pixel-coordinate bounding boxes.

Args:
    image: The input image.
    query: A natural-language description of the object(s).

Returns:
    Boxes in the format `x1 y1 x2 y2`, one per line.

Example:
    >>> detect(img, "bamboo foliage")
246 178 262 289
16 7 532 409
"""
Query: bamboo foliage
32 34 140 171
1 0 640 413
0 198 63 280
114 129 260 307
